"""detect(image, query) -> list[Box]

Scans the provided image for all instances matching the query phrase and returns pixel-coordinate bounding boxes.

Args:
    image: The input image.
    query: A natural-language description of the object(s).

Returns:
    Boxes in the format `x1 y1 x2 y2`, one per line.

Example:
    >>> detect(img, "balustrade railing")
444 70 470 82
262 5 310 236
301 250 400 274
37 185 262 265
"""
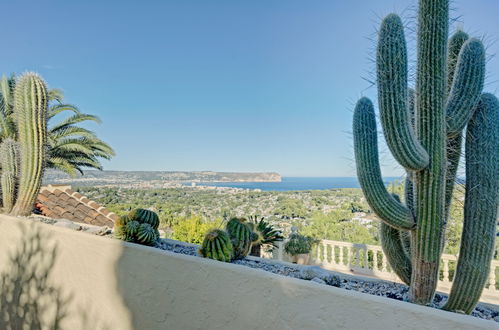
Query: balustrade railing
266 239 498 304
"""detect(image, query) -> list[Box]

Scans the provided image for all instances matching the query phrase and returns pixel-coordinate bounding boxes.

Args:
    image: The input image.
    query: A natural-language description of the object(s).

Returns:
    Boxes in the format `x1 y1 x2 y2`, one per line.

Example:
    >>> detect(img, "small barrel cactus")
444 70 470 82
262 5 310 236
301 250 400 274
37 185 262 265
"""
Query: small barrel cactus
136 223 159 246
128 208 160 229
199 229 233 262
114 208 160 246
226 217 252 260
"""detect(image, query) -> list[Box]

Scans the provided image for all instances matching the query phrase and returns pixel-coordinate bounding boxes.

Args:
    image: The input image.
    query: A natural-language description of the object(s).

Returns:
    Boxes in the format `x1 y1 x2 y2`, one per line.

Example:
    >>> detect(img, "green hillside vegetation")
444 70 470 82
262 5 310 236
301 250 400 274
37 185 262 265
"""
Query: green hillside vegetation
78 183 478 258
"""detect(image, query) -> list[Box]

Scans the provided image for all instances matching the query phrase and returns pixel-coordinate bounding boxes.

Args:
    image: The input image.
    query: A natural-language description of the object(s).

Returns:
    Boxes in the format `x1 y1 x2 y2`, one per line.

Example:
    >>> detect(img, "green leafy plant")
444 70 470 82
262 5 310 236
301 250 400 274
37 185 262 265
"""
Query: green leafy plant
284 233 313 256
114 208 160 246
199 229 233 262
247 216 284 257
172 216 222 244
353 0 498 313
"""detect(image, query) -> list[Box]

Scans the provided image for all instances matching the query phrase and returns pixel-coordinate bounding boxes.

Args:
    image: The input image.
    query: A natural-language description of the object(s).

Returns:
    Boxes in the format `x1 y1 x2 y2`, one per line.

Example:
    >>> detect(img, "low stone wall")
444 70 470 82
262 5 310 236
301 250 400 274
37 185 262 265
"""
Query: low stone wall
0 215 495 330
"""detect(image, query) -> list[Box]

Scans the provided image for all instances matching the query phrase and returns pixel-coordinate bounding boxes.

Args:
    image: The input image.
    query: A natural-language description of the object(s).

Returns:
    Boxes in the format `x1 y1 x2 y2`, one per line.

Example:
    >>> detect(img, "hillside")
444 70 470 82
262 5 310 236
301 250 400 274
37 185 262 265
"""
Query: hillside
43 170 281 187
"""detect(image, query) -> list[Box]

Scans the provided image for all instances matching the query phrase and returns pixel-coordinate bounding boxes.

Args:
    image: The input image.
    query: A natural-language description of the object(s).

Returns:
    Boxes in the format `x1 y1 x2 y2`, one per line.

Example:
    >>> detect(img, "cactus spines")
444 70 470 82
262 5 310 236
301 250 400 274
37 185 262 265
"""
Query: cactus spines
353 98 414 230
377 14 429 171
445 38 486 135
443 93 499 313
114 209 160 246
128 208 160 229
114 215 131 239
226 217 253 259
125 220 141 237
136 223 158 246
11 73 48 216
199 229 233 262
380 223 411 285
353 0 497 310
0 139 19 213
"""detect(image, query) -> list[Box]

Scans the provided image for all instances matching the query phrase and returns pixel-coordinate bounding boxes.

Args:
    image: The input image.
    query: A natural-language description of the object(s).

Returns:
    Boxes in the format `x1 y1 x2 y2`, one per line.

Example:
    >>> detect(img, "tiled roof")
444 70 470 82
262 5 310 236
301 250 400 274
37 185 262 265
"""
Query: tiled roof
36 185 117 227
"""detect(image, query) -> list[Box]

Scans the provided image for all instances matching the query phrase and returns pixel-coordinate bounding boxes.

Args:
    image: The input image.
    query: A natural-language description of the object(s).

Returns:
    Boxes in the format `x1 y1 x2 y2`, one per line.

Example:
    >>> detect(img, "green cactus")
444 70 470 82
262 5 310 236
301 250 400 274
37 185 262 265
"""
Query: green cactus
114 214 132 239
136 223 159 246
226 217 252 260
114 209 160 246
443 94 499 313
10 73 48 216
128 208 160 229
353 0 497 311
199 229 233 262
0 138 19 213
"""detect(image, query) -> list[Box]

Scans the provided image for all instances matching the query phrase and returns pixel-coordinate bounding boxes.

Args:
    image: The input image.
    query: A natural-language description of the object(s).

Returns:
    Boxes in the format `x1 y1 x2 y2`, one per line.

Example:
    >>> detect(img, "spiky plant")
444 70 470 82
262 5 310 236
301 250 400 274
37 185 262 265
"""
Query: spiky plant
10 73 48 216
0 138 19 213
136 223 158 246
247 216 284 257
0 73 114 178
199 229 233 262
128 208 160 229
225 217 252 260
353 0 498 312
114 209 160 246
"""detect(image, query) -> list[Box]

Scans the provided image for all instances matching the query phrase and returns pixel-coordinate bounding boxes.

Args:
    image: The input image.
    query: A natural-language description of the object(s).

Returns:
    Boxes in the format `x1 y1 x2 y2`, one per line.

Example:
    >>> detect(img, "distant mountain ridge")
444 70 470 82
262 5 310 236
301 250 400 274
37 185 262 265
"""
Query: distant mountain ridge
43 170 282 187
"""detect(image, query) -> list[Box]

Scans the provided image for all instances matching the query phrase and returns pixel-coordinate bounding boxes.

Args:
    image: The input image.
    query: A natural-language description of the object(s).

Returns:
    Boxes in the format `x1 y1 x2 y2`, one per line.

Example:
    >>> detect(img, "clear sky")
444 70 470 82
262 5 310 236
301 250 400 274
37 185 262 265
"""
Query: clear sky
3 0 498 176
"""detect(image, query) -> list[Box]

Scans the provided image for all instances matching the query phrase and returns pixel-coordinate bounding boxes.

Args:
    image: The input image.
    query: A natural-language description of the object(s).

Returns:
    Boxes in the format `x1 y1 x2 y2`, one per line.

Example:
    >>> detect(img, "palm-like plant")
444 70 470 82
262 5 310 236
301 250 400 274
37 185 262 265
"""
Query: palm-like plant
247 216 284 257
0 74 115 177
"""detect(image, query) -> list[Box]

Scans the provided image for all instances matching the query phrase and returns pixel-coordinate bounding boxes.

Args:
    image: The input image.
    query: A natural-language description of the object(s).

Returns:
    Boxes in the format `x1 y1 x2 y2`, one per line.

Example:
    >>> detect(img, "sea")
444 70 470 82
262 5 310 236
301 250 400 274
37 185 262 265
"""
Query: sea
193 177 401 192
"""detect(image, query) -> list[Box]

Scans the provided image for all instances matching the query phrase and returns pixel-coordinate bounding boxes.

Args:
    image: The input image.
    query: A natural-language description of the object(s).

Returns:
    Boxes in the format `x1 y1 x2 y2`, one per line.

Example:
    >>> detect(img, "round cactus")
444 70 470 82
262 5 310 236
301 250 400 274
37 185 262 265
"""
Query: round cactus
114 215 132 239
136 223 158 246
199 229 233 262
125 220 141 236
225 218 252 260
128 208 160 229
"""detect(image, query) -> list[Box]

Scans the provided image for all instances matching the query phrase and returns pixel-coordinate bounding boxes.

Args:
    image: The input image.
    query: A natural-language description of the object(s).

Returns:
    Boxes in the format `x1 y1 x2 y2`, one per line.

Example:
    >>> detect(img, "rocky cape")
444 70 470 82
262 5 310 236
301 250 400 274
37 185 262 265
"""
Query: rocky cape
43 170 282 187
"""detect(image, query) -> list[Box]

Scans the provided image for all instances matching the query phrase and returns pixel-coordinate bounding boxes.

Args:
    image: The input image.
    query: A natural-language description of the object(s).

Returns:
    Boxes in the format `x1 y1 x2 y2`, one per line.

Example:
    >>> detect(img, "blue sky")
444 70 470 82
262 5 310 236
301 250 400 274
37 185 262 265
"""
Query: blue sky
3 0 498 176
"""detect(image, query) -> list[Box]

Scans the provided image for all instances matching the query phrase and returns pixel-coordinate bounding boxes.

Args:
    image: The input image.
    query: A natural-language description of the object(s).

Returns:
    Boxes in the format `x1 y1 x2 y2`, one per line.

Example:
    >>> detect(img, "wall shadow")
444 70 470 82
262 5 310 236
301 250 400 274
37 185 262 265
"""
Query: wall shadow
0 223 111 330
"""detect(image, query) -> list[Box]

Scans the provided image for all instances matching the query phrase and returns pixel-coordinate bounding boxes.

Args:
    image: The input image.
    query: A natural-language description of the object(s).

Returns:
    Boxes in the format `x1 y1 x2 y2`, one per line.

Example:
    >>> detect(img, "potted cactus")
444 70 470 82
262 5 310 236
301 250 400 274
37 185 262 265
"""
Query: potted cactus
284 232 314 265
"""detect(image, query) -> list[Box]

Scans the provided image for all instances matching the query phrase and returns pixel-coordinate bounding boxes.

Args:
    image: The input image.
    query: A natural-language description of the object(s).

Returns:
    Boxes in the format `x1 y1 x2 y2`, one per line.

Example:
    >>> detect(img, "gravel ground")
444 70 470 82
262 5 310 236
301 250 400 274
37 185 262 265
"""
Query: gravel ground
155 239 499 322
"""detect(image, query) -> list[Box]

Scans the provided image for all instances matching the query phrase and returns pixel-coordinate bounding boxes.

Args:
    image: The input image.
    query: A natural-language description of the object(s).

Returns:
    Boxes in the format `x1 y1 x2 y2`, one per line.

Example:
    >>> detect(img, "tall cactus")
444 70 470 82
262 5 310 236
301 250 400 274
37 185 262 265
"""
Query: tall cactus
0 138 19 213
10 73 48 216
353 0 497 311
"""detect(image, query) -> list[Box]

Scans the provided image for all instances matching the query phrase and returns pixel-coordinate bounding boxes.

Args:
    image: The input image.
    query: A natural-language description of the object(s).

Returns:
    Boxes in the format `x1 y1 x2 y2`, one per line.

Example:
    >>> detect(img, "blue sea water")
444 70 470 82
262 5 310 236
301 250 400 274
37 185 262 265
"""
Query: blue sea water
193 177 401 192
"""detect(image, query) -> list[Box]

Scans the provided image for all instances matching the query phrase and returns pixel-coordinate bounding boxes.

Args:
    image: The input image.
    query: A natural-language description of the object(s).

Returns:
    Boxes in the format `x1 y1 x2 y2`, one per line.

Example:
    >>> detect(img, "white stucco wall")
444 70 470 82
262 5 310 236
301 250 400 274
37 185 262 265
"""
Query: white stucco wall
0 215 496 330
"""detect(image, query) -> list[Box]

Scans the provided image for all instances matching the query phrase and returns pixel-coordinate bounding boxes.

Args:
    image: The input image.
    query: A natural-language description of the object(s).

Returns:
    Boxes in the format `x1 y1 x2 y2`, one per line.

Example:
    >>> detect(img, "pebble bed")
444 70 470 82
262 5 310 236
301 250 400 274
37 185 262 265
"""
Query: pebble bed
156 239 499 323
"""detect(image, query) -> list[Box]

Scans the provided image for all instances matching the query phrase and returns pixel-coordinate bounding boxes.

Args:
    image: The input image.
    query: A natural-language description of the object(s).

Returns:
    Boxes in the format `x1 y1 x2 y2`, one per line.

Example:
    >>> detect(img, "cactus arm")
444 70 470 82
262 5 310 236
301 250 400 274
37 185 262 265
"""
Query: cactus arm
444 94 499 314
11 73 48 216
410 0 449 305
443 30 470 221
0 139 19 213
447 30 470 94
380 223 412 285
445 38 486 136
353 97 415 230
377 14 429 171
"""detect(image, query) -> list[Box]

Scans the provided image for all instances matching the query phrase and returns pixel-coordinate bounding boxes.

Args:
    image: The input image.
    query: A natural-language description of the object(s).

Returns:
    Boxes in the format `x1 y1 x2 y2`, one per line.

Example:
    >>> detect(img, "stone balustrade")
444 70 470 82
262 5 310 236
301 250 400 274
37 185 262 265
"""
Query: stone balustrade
267 239 499 305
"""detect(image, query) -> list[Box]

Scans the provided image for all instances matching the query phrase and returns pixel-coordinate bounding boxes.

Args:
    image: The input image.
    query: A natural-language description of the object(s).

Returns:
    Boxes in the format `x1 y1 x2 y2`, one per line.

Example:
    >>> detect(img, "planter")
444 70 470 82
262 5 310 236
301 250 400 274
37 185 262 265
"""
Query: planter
291 253 310 265
0 215 496 330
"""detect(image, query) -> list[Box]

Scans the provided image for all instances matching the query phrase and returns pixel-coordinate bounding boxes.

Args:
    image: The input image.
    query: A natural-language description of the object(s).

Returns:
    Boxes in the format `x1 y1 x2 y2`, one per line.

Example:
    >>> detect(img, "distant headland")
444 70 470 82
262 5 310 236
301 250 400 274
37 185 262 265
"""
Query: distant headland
43 170 282 187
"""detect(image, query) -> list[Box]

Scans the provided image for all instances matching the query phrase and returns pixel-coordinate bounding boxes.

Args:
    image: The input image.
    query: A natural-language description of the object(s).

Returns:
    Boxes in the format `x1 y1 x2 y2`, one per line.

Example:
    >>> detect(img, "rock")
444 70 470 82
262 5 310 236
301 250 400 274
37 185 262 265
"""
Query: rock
300 266 328 280
84 226 111 236
53 219 82 231
311 277 326 284
300 266 340 286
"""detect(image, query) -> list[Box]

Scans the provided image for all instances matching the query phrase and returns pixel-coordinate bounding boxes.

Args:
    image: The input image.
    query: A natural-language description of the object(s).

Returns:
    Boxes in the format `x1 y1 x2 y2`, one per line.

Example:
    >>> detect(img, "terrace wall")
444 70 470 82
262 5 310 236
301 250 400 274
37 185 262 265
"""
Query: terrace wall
0 215 495 329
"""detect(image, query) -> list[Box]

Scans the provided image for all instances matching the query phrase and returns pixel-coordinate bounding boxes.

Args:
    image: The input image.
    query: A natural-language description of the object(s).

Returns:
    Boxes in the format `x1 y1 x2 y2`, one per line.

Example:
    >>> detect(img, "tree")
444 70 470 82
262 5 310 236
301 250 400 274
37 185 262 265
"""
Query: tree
0 74 114 177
